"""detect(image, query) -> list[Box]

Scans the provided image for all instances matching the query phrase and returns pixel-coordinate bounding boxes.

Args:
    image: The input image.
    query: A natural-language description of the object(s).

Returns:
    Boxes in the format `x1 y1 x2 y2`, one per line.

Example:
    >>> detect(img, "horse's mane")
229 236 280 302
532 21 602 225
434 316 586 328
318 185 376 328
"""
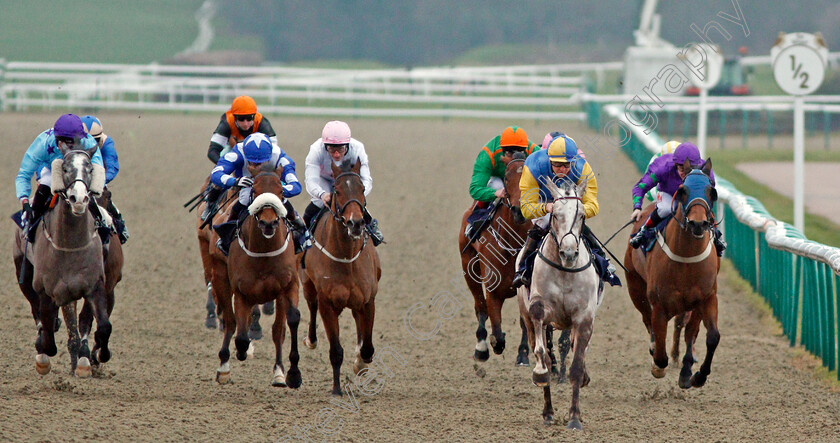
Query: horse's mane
338 158 355 172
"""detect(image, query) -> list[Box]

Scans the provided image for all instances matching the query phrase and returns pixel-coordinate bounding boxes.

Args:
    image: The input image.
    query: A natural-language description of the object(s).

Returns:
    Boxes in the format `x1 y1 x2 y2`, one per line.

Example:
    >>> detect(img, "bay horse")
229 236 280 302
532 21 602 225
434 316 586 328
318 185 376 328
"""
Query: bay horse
208 162 302 387
300 159 381 396
458 152 533 365
623 159 721 388
518 178 601 429
12 146 111 377
196 178 267 336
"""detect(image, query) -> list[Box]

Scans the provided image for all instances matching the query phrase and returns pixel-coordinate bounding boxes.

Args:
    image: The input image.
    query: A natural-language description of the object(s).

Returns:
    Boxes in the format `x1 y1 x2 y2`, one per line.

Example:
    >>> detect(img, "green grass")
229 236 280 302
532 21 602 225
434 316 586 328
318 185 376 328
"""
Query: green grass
0 0 255 64
711 149 840 247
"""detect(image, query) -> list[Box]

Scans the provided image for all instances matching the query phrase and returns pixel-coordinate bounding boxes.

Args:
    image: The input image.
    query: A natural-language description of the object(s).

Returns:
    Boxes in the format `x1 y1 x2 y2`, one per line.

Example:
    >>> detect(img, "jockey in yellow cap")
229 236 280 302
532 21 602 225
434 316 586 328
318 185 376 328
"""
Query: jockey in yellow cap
513 133 620 288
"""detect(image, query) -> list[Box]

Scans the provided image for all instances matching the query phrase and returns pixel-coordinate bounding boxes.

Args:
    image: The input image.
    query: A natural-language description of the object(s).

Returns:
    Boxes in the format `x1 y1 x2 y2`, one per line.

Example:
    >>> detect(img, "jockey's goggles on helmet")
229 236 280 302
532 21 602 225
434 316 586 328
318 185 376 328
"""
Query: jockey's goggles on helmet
234 114 255 122
55 136 76 146
551 161 571 168
502 146 526 155
325 143 349 154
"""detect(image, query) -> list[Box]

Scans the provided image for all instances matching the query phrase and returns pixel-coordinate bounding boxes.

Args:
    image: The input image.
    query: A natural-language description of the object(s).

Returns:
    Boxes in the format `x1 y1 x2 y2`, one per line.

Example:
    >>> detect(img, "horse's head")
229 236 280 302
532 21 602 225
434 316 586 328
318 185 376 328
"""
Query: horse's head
245 162 288 239
330 158 366 239
673 158 716 239
545 177 587 266
502 151 527 224
54 144 98 216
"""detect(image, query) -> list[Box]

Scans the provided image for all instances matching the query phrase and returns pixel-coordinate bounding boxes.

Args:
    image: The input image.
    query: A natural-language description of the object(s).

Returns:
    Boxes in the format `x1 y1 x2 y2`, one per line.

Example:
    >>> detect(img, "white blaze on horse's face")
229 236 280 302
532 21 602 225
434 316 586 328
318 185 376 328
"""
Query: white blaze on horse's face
547 180 586 265
64 153 91 216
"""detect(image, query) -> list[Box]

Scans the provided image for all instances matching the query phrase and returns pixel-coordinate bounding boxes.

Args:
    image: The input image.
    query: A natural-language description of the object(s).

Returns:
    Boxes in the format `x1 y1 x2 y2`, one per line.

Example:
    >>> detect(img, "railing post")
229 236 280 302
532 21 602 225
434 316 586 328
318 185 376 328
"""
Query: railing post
0 58 6 111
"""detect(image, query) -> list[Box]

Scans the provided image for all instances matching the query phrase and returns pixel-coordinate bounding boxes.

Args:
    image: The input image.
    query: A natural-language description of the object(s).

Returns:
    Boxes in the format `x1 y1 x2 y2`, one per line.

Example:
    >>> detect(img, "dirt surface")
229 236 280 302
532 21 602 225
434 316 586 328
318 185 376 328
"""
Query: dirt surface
737 161 840 225
1 113 838 442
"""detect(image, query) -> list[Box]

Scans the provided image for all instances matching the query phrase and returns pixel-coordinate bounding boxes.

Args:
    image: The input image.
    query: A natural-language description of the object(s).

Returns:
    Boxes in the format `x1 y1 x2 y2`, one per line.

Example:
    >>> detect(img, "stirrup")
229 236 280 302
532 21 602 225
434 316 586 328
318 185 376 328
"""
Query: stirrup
512 267 529 289
629 228 650 249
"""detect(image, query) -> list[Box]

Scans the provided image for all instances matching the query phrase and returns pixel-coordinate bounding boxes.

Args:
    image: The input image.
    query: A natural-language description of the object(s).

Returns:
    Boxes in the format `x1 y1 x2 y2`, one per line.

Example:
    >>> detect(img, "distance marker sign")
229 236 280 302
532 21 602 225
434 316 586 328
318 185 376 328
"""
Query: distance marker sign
771 32 828 96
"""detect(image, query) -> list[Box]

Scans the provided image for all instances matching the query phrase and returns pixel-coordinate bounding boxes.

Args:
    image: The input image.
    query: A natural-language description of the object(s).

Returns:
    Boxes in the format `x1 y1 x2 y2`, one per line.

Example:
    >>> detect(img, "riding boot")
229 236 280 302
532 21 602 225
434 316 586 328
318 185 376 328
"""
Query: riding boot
107 199 129 244
216 201 246 256
302 202 321 229
201 185 223 221
284 200 311 254
363 210 385 246
629 210 664 249
88 199 110 246
26 184 52 243
713 228 727 257
512 225 547 289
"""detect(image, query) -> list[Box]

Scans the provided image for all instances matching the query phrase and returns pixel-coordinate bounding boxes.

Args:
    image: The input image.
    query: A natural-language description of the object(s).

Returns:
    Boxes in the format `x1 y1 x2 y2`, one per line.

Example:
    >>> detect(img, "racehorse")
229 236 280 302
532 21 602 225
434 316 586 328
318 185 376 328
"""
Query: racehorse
518 178 601 429
208 163 302 387
623 159 721 389
12 146 111 377
196 177 267 336
458 152 533 365
300 159 381 396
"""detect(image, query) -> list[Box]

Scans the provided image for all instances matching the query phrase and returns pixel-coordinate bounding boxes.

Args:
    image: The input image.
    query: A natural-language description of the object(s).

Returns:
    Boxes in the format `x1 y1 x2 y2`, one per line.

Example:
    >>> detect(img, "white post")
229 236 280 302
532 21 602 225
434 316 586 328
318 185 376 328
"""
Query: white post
697 87 708 158
793 96 805 232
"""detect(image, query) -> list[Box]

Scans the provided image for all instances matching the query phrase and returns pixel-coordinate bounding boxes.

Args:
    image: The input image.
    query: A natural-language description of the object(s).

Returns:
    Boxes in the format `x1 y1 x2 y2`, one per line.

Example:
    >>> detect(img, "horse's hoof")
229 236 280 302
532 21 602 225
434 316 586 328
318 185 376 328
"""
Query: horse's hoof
98 348 111 364
690 372 707 388
35 354 51 375
248 324 263 341
353 356 368 375
75 357 92 378
489 334 505 355
651 364 666 379
216 363 231 384
204 313 217 330
543 414 555 426
515 353 530 367
272 366 287 387
286 368 302 389
566 418 583 430
303 336 317 350
582 372 591 388
474 348 490 362
532 369 551 387
331 387 343 397
262 303 274 316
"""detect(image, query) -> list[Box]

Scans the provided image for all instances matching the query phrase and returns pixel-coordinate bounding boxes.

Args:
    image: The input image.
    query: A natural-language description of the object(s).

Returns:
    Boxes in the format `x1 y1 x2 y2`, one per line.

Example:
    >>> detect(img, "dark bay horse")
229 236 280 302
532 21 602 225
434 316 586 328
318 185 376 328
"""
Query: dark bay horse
300 159 381 396
624 160 721 388
12 147 111 377
458 153 533 365
518 178 601 429
209 163 302 387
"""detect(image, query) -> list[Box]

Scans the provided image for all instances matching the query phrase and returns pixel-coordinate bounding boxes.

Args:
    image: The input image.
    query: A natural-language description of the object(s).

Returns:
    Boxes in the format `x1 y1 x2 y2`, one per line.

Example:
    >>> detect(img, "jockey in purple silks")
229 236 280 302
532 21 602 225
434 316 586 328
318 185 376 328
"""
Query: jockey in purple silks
628 142 726 256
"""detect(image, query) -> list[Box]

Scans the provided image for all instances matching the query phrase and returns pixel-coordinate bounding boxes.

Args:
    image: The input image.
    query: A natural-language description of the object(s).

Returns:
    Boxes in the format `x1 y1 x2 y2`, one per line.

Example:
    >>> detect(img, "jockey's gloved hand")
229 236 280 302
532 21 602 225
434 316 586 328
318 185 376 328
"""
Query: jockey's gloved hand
21 200 33 223
236 176 254 188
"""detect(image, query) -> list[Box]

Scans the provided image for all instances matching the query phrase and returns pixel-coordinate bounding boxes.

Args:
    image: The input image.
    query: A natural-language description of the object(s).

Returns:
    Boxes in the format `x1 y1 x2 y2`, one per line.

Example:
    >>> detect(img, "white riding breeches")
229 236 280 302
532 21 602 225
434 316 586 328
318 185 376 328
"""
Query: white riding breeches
655 191 674 218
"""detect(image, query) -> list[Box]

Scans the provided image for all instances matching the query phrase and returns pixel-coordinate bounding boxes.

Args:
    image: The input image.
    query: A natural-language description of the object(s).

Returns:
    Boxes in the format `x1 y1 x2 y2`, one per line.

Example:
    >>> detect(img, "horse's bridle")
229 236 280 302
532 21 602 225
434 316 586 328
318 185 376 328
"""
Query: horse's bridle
327 171 367 229
499 158 525 211
56 150 93 200
548 195 585 253
672 192 715 233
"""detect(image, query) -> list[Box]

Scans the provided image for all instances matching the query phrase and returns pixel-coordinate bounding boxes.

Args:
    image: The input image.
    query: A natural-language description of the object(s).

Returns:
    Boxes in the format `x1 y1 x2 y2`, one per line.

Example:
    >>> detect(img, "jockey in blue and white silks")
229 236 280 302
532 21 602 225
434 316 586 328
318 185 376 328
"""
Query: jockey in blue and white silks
209 133 309 255
81 115 129 244
16 114 107 244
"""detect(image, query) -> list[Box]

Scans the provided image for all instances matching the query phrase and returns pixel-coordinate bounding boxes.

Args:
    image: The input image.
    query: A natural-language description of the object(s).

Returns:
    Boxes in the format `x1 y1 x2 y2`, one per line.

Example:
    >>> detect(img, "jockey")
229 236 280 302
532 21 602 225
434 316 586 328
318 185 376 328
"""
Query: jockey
15 114 108 244
465 126 540 239
512 133 620 289
302 120 384 246
643 140 680 203
629 141 726 255
81 115 129 244
210 133 309 256
202 96 279 219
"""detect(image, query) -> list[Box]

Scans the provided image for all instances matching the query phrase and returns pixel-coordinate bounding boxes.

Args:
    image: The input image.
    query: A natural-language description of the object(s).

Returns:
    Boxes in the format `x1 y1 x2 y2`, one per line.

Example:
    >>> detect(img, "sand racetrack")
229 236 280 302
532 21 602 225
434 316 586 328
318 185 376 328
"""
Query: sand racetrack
0 113 838 442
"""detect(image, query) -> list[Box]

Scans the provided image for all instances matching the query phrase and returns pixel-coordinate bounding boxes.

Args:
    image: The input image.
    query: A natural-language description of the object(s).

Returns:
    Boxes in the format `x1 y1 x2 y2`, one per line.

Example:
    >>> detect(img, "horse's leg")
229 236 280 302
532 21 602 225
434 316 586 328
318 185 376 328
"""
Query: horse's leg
541 386 555 426
34 293 59 375
205 282 217 330
690 294 720 388
16 257 41 327
319 302 344 396
214 278 235 384
272 296 289 387
671 312 688 364
199 230 218 329
529 298 550 387
557 328 572 384
302 277 319 349
285 286 302 389
464 258 489 362
545 326 560 380
234 296 253 361
486 292 506 355
61 302 90 377
78 299 95 364
626 271 652 337
650 304 669 378
90 281 112 365
354 301 376 375
679 309 703 389
248 304 263 341
515 316 530 367
567 318 594 431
